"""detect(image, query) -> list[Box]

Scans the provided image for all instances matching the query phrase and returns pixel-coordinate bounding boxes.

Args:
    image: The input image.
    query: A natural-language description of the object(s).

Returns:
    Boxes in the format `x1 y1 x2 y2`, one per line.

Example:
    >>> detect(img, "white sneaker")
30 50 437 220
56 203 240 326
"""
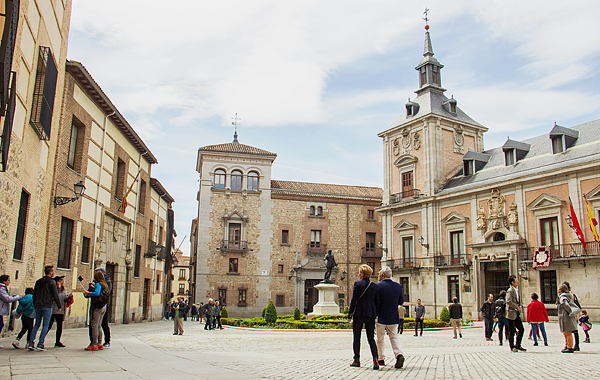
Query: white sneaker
12 340 20 349
0 344 4 349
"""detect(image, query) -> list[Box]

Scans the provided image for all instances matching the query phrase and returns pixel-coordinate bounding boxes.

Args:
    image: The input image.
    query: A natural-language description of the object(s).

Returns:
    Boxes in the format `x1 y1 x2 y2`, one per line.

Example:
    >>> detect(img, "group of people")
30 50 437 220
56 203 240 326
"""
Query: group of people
479 276 592 353
0 266 112 352
166 297 224 335
347 265 405 370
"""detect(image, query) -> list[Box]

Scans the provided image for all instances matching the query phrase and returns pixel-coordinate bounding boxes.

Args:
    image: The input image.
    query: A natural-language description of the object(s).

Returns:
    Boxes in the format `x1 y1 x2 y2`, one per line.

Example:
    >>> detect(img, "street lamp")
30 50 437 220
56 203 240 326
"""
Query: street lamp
54 181 86 207
565 215 574 230
418 236 429 249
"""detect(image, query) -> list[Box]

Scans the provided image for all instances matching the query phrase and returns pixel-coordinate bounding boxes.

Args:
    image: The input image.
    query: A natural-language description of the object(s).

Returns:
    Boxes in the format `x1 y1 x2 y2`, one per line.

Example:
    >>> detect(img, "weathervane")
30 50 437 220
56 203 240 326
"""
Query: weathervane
423 8 430 30
231 113 241 143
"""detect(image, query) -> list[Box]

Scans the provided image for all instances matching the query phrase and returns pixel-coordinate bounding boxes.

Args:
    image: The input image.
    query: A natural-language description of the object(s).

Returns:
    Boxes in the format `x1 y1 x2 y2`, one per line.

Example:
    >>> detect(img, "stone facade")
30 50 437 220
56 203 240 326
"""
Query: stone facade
172 250 190 301
193 140 383 317
377 29 600 322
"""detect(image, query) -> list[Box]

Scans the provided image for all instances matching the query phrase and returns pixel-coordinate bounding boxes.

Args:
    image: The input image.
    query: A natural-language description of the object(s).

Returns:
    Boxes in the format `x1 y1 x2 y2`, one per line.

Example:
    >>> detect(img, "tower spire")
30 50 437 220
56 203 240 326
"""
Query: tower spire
415 8 445 93
231 113 241 144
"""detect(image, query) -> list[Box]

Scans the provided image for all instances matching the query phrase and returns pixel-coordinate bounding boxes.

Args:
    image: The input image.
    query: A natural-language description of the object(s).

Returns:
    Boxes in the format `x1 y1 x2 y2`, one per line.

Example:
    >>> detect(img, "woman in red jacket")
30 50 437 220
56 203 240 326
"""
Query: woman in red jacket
527 293 549 346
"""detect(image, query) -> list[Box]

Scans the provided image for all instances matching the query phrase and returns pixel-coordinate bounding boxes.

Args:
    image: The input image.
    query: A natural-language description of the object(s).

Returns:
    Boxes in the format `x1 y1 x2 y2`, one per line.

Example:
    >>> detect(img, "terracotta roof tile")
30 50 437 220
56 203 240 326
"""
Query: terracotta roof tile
199 142 277 157
271 180 382 201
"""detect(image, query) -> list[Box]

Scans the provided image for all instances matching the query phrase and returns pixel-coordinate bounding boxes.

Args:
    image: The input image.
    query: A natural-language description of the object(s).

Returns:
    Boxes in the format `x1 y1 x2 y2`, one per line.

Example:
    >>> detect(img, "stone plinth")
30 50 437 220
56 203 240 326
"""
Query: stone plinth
307 283 342 317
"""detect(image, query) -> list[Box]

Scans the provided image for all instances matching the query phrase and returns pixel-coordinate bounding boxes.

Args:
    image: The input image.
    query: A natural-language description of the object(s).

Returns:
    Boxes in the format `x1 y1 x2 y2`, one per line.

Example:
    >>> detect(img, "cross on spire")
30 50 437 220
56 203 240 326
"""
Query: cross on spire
231 113 241 143
423 8 430 29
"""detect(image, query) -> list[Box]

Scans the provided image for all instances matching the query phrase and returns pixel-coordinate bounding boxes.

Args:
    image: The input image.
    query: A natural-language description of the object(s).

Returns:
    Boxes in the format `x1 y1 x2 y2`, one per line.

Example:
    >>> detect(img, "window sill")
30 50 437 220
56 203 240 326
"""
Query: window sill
227 272 239 276
66 166 82 176
238 303 247 307
81 262 90 265
12 258 23 263
366 218 376 222
280 243 291 247
308 215 325 219
57 267 72 271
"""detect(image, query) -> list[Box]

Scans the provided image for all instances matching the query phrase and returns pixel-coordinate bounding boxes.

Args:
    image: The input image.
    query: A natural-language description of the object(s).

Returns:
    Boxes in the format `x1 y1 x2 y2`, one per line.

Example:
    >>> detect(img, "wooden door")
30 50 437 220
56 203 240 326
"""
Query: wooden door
402 171 413 197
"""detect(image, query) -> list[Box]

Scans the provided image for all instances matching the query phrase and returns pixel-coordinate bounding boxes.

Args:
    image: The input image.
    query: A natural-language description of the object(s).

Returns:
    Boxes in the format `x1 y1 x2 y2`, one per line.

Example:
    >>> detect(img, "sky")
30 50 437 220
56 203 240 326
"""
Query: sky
67 1 600 255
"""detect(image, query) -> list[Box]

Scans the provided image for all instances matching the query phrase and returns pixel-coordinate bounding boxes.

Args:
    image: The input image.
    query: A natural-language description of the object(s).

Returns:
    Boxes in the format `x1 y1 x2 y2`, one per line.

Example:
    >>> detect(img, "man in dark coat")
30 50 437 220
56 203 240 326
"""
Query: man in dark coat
375 267 405 369
448 297 463 339
481 294 495 341
28 266 61 350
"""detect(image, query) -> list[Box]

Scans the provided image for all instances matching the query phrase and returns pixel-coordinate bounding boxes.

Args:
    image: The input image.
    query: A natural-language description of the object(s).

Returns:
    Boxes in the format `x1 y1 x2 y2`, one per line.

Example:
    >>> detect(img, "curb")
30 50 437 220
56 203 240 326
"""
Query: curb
222 324 481 332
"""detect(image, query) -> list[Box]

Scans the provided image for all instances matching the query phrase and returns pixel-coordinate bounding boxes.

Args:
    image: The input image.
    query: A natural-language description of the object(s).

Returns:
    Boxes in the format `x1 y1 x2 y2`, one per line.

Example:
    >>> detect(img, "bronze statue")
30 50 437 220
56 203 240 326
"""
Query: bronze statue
323 249 337 283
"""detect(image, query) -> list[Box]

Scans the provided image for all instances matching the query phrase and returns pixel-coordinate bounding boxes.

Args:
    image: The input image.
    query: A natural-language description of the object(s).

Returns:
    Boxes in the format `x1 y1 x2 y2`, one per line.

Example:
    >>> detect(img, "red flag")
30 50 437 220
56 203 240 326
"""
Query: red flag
569 197 586 249
119 169 141 213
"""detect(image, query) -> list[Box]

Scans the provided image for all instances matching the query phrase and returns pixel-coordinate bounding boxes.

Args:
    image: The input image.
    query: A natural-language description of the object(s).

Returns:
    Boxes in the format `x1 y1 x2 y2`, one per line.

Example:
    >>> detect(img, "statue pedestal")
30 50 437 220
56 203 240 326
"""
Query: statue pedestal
307 283 342 317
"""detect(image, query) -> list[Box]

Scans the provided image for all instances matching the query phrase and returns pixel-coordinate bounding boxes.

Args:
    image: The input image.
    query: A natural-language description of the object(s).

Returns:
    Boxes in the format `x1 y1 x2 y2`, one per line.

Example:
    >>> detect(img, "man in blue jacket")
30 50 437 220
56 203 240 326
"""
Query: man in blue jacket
375 267 405 369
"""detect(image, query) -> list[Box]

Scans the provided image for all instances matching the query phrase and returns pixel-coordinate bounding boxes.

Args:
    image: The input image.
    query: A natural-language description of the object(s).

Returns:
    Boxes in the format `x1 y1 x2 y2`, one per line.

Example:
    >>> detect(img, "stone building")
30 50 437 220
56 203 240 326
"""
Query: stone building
193 136 383 317
172 250 190 301
0 0 73 335
376 28 600 321
45 60 174 326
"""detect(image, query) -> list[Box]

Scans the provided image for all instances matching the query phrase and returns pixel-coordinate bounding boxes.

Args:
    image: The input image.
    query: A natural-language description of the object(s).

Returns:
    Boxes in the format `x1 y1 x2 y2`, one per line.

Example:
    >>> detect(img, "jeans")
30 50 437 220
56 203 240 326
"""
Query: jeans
17 315 34 342
214 315 222 329
531 322 547 343
507 316 524 349
415 318 424 335
352 316 378 360
205 315 213 330
398 319 404 334
90 306 107 345
48 314 64 344
30 307 53 346
484 317 493 338
497 317 508 344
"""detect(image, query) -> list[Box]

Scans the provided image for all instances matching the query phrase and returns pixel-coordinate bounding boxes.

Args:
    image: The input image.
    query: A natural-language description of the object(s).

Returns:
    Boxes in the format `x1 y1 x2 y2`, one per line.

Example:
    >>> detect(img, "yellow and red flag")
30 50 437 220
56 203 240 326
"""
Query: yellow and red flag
585 197 599 242
119 169 141 213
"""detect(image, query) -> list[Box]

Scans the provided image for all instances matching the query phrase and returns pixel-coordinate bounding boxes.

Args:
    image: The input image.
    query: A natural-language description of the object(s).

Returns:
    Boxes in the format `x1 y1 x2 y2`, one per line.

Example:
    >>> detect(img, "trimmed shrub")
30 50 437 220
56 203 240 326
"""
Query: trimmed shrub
293 307 301 320
440 306 450 323
343 306 349 315
262 307 267 318
265 300 278 324
221 306 228 318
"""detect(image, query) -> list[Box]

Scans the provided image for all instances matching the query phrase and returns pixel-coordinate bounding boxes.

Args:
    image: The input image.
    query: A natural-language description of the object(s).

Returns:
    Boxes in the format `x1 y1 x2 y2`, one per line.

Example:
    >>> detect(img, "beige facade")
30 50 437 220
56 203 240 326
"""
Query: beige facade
172 250 190 301
193 139 383 317
0 0 73 335
376 30 600 322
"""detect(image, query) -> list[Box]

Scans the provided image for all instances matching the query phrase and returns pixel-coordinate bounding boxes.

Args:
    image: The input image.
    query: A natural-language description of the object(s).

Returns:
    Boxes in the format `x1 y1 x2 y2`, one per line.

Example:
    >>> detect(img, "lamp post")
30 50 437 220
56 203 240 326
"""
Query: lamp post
418 236 429 249
54 181 86 207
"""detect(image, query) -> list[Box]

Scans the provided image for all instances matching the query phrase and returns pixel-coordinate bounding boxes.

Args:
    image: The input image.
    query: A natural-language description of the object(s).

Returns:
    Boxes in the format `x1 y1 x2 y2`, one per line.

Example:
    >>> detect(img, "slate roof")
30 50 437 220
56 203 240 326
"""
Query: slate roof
271 180 382 201
502 138 531 151
463 151 491 162
439 119 600 195
199 142 277 157
549 124 579 138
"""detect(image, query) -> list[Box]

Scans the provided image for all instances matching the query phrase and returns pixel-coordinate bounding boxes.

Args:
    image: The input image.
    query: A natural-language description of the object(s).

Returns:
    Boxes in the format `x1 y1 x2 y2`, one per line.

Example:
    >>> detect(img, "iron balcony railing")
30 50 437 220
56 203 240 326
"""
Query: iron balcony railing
388 257 422 270
220 240 249 252
307 243 327 254
390 189 421 204
145 240 167 259
361 247 384 258
518 241 600 262
434 254 472 267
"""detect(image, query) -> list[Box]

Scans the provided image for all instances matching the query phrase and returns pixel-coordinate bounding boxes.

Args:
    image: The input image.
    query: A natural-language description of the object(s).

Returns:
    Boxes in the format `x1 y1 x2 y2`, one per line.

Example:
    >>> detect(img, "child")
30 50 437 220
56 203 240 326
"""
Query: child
579 310 592 343
12 288 35 349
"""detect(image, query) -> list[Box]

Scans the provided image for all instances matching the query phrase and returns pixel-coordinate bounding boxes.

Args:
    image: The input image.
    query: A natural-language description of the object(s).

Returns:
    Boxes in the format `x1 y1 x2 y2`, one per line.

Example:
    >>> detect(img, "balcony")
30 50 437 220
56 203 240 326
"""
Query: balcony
361 247 383 258
390 189 421 204
307 243 327 254
434 254 472 267
387 257 423 270
518 241 600 263
220 240 248 253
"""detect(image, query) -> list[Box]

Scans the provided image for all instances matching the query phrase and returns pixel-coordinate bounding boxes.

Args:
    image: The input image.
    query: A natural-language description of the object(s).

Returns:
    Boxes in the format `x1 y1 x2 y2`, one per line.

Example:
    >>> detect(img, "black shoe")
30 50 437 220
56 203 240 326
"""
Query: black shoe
516 346 527 352
561 348 574 353
544 342 548 346
378 360 385 366
459 334 462 338
533 342 538 346
511 348 518 352
173 333 178 335
350 359 360 367
414 334 418 337
499 342 503 346
395 354 405 369
574 346 580 351
373 358 379 370
55 342 66 347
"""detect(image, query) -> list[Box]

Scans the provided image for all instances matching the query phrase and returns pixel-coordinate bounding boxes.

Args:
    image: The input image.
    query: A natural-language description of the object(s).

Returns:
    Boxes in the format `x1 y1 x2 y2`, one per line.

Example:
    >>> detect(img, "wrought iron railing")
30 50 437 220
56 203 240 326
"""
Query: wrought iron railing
389 257 422 270
307 243 327 254
220 240 248 251
390 189 421 204
518 241 600 262
361 247 383 258
434 254 472 267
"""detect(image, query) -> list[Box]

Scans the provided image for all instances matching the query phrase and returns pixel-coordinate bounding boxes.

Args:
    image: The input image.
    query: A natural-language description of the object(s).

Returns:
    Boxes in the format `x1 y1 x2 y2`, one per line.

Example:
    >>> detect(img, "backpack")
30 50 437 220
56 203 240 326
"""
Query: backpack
91 286 109 309
494 300 505 318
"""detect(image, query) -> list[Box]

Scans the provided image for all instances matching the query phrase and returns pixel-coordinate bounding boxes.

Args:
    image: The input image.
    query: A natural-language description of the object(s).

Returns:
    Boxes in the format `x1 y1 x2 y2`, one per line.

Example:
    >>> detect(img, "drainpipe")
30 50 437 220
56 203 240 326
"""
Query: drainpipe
346 204 350 305
152 195 162 314
88 110 115 325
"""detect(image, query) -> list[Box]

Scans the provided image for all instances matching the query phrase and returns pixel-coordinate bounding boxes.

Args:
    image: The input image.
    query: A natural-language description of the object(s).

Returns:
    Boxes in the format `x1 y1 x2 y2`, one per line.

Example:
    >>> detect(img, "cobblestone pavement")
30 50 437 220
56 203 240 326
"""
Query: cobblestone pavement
1 319 599 379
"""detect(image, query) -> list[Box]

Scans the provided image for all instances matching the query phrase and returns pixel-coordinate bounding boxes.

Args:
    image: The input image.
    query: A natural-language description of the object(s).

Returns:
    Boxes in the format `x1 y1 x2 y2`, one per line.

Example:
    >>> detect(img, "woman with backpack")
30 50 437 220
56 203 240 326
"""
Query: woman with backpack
83 271 109 351
494 290 509 346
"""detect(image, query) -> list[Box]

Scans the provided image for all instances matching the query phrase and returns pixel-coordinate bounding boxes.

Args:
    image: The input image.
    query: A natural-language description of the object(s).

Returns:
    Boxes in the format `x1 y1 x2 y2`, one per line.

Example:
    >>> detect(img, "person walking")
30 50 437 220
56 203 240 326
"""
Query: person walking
579 310 591 343
448 297 462 339
95 267 112 349
47 276 72 348
375 267 405 369
83 271 109 351
173 297 185 335
481 294 494 341
526 293 548 346
495 290 509 346
12 288 35 349
164 301 171 320
214 300 223 329
398 304 405 334
414 299 425 337
0 274 22 347
506 275 526 352
558 283 579 353
198 302 204 323
191 303 198 321
348 264 380 370
28 266 61 351
561 281 582 351
204 299 215 330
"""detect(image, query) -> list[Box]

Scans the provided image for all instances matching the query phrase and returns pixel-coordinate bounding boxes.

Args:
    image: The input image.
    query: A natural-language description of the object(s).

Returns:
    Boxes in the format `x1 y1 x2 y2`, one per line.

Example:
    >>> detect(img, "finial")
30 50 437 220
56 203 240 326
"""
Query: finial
423 8 430 30
231 113 241 143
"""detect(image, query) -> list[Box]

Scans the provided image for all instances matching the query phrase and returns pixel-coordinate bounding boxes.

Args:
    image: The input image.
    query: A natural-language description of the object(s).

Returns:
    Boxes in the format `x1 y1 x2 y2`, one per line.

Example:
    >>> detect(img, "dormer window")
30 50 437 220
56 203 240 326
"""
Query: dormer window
406 104 412 116
551 136 564 154
462 151 491 174
463 160 474 176
450 102 456 113
442 96 457 114
405 99 419 117
505 149 515 166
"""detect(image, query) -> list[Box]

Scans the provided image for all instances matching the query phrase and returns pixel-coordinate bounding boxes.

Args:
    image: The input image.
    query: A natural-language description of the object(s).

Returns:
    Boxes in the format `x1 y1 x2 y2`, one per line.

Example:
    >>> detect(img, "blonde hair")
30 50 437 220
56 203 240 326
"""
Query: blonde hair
359 264 373 279
581 309 587 315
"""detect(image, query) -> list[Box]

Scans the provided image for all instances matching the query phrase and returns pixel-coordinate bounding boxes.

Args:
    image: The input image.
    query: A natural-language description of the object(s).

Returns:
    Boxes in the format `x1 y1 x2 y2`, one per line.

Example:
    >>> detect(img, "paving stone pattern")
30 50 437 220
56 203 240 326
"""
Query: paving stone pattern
1 320 598 379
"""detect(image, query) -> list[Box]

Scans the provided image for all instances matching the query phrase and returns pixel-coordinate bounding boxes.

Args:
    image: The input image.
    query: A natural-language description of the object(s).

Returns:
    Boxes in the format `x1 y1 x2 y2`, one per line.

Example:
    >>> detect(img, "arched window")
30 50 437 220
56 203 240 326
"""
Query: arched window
247 171 259 191
316 206 323 216
309 206 315 215
493 232 506 242
214 169 226 189
231 170 243 190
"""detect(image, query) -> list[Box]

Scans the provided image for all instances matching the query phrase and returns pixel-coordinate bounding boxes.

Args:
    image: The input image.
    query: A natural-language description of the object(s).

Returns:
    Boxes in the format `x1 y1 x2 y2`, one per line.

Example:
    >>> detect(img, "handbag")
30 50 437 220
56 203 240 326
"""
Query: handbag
11 310 21 319
568 302 581 318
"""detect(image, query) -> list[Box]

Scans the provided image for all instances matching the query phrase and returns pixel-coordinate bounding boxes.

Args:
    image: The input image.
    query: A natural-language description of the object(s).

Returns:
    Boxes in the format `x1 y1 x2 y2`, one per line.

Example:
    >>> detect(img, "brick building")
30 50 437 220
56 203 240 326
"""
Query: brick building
45 60 174 326
192 136 383 317
0 0 73 335
376 29 600 321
